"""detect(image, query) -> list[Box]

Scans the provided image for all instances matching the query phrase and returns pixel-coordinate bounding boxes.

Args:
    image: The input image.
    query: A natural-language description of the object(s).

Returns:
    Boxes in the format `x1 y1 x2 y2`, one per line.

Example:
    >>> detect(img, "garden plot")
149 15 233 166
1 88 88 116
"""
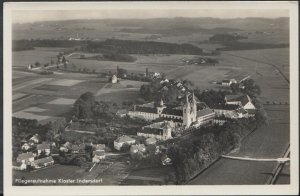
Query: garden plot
48 98 76 105
49 79 84 86
13 106 51 121
13 78 53 91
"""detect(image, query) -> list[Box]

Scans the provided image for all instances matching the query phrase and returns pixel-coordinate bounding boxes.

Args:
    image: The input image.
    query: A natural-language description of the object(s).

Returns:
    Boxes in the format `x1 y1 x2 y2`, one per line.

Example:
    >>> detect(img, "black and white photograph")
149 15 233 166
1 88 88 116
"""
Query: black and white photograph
3 1 299 195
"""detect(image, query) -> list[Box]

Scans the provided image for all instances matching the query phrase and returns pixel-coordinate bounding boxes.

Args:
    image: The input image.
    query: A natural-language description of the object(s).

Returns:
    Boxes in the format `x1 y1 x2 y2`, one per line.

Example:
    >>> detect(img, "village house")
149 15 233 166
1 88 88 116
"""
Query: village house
145 137 157 145
111 74 118 83
21 143 31 151
71 144 86 154
31 156 54 169
114 135 136 151
29 134 41 144
13 162 27 171
27 139 36 147
92 151 105 163
59 142 72 152
161 154 172 166
116 109 128 118
93 144 106 152
37 143 51 156
16 152 35 164
130 144 146 154
221 79 237 86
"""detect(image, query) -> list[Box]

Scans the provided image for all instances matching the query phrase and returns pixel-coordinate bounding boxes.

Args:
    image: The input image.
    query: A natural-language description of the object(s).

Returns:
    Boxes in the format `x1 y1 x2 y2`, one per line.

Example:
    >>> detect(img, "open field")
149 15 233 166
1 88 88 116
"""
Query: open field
122 166 176 185
48 98 76 105
12 47 66 67
48 79 84 86
189 159 277 185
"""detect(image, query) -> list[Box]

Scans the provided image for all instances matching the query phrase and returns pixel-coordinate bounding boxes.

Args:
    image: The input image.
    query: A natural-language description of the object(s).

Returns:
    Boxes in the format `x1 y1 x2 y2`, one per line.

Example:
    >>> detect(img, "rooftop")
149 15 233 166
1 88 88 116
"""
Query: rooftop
197 108 215 117
94 151 105 156
115 135 135 143
131 144 146 151
17 152 34 160
94 144 105 151
32 156 54 165
37 143 50 150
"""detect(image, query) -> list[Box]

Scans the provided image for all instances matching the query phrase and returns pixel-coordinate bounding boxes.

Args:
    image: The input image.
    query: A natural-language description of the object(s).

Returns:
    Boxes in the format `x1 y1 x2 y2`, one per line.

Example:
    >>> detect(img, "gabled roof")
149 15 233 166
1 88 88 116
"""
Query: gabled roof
225 94 252 106
37 143 50 150
211 104 239 110
32 156 54 165
115 135 135 143
146 137 157 143
197 108 215 117
94 144 105 151
161 108 183 116
17 152 34 160
131 144 146 151
71 144 85 151
245 108 256 114
140 127 163 135
135 106 157 114
94 151 105 156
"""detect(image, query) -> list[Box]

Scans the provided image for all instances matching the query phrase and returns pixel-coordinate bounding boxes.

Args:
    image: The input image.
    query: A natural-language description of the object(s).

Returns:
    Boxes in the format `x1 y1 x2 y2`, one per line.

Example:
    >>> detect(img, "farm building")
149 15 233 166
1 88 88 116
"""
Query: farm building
161 154 172 166
21 143 31 151
93 144 105 152
31 156 54 169
71 144 86 154
37 143 51 156
13 162 27 171
145 137 157 145
130 144 146 154
221 79 237 86
29 134 41 144
92 151 105 163
16 152 35 163
59 142 72 152
116 109 128 118
114 135 136 151
111 75 118 83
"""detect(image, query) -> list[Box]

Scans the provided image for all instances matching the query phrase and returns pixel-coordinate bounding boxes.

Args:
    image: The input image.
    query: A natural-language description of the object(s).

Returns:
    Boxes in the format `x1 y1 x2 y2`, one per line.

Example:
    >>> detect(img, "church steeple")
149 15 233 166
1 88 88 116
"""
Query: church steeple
160 98 164 106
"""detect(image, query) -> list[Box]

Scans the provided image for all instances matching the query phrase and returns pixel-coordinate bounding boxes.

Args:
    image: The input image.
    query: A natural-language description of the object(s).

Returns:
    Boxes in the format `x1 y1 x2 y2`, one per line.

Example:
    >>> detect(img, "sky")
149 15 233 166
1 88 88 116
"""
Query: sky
12 9 289 24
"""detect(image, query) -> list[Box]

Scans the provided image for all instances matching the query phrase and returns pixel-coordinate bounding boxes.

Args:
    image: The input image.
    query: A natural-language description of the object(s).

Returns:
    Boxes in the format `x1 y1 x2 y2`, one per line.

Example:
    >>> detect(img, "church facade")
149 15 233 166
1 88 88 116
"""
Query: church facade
128 93 215 128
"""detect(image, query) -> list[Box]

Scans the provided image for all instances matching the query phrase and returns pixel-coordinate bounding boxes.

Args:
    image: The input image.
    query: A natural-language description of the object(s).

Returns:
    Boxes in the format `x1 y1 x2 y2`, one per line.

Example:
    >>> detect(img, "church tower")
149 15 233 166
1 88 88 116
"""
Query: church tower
191 92 197 116
183 93 197 128
183 94 192 127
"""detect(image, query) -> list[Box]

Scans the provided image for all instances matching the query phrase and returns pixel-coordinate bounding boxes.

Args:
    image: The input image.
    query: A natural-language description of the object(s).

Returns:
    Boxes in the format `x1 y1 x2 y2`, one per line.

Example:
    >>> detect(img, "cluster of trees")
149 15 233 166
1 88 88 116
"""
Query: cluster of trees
209 33 248 43
12 39 87 51
216 42 289 51
167 116 262 184
81 39 203 55
80 53 136 62
194 89 229 108
230 79 261 98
